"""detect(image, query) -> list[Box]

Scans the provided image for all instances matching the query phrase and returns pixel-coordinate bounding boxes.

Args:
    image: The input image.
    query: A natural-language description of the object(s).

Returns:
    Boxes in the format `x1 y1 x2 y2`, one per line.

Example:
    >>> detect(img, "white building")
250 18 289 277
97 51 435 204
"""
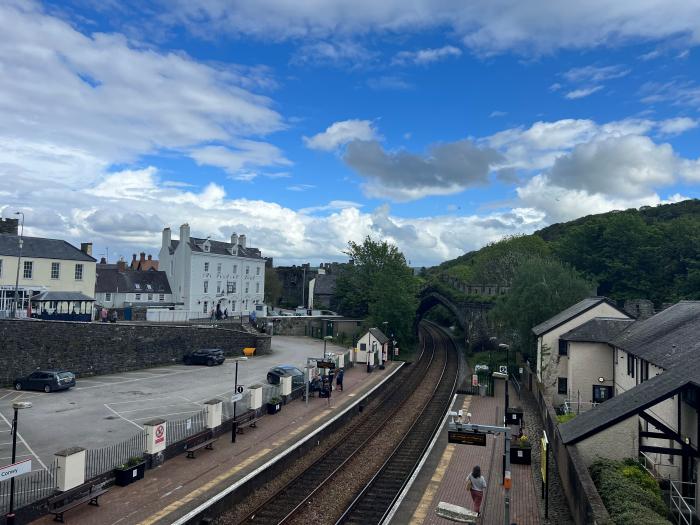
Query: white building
159 224 265 318
95 259 174 309
355 328 389 365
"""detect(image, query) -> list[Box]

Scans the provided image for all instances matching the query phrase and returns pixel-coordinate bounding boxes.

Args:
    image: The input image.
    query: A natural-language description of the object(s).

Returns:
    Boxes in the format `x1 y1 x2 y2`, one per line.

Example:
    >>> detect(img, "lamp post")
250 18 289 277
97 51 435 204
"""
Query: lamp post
6 401 32 525
499 343 510 415
12 212 25 319
231 356 248 443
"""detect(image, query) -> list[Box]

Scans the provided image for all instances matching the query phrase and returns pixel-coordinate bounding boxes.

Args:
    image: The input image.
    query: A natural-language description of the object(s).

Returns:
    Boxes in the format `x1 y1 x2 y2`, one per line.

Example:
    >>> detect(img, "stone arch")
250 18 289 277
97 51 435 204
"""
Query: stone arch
415 290 465 331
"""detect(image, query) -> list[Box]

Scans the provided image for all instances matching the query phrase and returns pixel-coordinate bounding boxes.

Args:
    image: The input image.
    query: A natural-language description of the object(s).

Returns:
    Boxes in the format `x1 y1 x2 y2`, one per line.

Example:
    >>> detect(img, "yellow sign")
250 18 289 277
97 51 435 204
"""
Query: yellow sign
541 431 548 482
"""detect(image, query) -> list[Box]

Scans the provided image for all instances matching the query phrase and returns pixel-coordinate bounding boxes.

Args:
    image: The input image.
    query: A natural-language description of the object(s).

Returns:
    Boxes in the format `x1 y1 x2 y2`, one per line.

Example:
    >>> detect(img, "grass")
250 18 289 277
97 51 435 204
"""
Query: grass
466 349 509 372
556 413 577 424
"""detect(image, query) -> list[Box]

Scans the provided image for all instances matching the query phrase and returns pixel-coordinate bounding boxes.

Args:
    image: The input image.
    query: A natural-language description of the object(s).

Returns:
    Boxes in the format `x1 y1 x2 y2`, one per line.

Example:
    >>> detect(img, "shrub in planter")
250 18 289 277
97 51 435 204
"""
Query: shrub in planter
509 435 532 464
267 396 282 415
115 456 146 486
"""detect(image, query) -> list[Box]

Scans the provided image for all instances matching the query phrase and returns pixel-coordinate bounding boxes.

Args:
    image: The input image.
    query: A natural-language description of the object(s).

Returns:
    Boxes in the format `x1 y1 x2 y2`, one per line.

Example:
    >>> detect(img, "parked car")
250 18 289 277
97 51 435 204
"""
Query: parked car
267 365 305 387
14 370 76 393
183 348 226 366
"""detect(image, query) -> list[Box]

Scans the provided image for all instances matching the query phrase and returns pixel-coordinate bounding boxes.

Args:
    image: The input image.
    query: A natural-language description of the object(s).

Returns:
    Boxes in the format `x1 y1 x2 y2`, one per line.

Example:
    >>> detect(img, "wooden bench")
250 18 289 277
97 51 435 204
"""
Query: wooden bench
236 416 261 434
186 437 218 458
48 483 109 523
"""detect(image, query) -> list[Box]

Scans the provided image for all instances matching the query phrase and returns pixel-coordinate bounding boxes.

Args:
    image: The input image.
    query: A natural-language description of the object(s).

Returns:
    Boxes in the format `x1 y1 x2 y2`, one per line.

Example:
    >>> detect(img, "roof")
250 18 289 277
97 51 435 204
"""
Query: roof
560 360 700 444
531 297 626 336
167 237 262 259
0 234 95 262
560 317 635 343
369 327 389 344
95 267 172 294
32 291 95 302
314 274 337 295
609 301 700 369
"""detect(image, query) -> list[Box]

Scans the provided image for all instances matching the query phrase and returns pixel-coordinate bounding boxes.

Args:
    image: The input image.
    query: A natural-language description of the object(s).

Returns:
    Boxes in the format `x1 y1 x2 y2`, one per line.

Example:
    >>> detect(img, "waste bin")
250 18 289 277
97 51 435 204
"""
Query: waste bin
479 384 487 396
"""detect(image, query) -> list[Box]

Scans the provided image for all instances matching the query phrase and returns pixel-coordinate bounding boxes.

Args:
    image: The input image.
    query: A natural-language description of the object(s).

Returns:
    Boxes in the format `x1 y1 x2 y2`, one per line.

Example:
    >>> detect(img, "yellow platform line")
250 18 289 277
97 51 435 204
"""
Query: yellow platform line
410 397 472 524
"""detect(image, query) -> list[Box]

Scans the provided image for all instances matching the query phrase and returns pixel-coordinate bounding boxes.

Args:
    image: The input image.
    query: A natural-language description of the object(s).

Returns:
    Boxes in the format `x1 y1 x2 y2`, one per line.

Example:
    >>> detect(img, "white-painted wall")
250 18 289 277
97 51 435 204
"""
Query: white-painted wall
0 255 96 298
567 341 614 406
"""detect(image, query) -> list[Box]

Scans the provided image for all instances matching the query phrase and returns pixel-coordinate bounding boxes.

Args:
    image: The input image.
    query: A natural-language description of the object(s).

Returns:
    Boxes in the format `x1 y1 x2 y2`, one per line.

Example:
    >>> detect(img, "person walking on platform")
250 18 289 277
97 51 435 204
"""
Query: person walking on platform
467 465 487 515
336 368 344 391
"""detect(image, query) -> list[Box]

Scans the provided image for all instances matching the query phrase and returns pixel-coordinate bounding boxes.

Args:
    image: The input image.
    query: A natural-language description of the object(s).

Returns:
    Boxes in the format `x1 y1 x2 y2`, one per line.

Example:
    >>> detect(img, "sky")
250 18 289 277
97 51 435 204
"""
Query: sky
1 0 700 267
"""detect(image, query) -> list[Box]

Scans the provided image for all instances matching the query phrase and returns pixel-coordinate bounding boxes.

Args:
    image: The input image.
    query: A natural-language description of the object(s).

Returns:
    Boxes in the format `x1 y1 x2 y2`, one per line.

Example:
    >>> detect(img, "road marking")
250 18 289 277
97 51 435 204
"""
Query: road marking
75 367 209 390
132 410 201 421
0 410 48 471
104 404 144 431
118 403 199 414
160 485 183 499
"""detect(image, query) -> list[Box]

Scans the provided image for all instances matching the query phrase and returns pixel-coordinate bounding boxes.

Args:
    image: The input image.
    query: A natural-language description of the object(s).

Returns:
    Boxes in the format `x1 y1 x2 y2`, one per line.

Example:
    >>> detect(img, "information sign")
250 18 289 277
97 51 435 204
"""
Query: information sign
231 393 243 403
471 374 479 386
499 365 508 374
316 360 336 369
0 459 31 480
448 430 487 446
236 385 244 394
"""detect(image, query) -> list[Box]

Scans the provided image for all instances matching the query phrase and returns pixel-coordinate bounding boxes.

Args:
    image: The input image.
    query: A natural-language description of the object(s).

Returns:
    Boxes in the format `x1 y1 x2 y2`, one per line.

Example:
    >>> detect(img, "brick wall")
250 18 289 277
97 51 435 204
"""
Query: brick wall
0 319 271 386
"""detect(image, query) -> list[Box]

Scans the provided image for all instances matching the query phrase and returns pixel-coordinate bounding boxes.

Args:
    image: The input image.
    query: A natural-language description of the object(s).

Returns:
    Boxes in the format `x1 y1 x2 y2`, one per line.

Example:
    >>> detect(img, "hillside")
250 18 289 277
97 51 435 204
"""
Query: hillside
429 199 700 305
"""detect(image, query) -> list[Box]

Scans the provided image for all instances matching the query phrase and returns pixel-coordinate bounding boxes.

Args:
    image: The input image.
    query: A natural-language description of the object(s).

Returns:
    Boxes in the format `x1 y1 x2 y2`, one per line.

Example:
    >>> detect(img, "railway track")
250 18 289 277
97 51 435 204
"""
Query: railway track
235 322 457 525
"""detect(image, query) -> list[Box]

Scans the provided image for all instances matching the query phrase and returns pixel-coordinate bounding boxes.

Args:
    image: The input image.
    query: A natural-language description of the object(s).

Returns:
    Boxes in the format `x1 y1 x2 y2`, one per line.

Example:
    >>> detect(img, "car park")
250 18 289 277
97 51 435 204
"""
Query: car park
267 365 305 387
14 370 76 392
183 348 225 366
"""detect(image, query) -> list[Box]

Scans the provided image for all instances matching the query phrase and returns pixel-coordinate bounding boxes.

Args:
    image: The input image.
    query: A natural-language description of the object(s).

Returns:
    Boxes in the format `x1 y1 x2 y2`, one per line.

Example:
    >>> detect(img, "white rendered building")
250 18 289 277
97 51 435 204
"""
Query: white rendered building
159 224 265 318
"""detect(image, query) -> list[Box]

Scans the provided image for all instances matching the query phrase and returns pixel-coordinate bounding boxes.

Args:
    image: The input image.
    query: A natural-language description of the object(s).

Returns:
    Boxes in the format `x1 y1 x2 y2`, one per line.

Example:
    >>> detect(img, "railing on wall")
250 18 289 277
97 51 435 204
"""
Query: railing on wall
85 432 147 480
0 461 57 514
670 480 696 525
166 410 207 446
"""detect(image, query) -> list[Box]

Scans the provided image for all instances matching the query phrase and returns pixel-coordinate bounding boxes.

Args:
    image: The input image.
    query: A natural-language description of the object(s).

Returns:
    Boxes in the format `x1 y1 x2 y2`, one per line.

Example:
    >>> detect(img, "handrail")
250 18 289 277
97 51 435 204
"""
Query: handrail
670 480 696 525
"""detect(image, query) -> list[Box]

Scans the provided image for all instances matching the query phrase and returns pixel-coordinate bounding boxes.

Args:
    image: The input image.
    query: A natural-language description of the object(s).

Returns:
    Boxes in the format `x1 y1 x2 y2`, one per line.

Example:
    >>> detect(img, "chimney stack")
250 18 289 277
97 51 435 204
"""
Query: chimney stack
132 253 137 262
179 223 190 245
140 252 146 262
238 234 246 249
231 232 238 248
100 257 107 264
162 227 171 250
80 242 93 256
148 254 152 260
117 258 126 272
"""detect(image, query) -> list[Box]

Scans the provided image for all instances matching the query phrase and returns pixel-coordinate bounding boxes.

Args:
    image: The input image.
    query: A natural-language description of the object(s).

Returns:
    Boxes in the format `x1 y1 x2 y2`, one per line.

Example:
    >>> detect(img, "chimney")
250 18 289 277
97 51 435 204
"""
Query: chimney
140 252 146 262
231 232 238 247
148 254 152 260
180 223 190 245
100 257 107 264
117 258 126 272
132 253 137 262
0 218 19 235
238 234 246 249
162 227 171 250
80 242 93 256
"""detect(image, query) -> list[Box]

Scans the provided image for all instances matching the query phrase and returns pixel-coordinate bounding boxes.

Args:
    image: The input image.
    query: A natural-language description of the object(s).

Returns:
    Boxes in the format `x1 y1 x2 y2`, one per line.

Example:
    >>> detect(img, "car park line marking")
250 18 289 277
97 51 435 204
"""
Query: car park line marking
117 403 199 414
106 395 176 405
75 367 210 390
132 410 201 421
0 410 48 471
104 404 144 431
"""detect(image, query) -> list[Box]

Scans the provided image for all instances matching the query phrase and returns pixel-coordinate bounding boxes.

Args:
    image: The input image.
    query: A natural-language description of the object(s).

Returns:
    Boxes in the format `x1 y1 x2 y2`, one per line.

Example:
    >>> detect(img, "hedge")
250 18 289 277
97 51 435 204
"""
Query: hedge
589 458 671 525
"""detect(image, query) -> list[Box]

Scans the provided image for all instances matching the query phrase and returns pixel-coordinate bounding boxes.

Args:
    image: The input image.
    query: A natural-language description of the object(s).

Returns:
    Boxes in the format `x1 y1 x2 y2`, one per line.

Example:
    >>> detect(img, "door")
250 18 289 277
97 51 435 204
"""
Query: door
592 385 613 404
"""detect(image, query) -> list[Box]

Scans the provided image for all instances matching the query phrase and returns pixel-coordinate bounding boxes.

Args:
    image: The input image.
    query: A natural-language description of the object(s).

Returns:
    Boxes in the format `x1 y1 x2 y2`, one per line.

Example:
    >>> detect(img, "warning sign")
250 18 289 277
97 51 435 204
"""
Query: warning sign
155 424 165 445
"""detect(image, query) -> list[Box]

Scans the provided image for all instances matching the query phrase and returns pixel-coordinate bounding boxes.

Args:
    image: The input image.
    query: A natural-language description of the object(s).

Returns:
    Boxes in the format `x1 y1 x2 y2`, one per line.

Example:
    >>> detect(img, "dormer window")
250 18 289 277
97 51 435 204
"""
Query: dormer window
146 284 153 291
134 283 141 290
203 240 211 253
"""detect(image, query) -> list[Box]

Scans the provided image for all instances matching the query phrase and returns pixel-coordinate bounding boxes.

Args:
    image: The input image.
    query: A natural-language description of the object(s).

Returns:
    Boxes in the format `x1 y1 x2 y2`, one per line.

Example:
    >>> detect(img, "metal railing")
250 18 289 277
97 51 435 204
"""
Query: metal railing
166 410 207 445
670 480 696 525
0 461 57 514
85 432 147 480
562 400 599 415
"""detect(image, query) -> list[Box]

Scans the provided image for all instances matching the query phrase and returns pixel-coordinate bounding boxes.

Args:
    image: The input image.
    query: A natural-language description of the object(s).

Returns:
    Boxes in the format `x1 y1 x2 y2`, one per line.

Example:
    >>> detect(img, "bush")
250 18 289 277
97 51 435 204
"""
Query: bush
589 459 670 524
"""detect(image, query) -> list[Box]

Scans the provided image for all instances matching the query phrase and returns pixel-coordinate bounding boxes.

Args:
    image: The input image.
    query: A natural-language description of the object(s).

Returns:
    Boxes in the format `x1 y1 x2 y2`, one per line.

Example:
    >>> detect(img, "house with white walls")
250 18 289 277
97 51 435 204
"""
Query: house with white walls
354 328 389 365
159 224 265 318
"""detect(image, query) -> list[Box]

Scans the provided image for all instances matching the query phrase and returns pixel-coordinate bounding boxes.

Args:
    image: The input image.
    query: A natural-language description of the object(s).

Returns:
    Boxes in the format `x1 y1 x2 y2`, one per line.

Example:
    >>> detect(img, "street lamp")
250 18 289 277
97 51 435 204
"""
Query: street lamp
499 343 510 415
6 401 32 525
231 356 248 443
12 212 25 319
323 335 333 360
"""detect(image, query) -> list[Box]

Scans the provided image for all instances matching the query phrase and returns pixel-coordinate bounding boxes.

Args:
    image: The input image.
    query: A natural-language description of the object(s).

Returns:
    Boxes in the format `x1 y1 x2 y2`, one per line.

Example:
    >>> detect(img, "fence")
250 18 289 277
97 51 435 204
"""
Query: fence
670 480 696 525
166 410 207 446
85 432 147 480
0 461 57 515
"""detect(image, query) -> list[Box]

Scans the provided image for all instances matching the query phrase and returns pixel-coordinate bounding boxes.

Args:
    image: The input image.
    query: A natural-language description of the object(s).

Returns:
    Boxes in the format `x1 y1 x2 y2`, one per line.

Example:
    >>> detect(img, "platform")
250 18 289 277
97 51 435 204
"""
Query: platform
29 361 401 525
391 390 541 525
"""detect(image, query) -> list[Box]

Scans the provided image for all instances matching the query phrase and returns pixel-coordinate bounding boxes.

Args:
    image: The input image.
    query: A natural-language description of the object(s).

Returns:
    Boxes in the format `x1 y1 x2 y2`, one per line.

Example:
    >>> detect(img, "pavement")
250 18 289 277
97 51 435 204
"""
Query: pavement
29 360 399 525
0 336 349 472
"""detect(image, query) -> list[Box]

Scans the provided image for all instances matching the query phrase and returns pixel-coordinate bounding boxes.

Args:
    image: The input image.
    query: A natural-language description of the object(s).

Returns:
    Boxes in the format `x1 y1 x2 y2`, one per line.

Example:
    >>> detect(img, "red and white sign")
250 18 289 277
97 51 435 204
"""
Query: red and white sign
0 459 32 480
155 424 165 445
472 374 479 387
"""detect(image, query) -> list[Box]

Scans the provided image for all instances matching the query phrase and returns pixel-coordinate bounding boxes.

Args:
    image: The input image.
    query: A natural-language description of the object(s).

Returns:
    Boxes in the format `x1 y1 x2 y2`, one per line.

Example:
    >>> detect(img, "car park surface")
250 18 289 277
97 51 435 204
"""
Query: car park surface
0 336 349 470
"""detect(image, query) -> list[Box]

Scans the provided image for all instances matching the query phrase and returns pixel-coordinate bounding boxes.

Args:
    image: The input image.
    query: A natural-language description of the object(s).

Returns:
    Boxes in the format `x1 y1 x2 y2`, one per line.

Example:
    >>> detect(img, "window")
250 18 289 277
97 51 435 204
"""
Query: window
204 262 209 272
245 283 249 294
148 293 153 301
217 263 222 274
135 293 141 301
557 377 568 395
558 339 568 356
641 361 649 382
217 281 222 294
203 301 208 314
233 264 238 274
159 294 165 301
146 284 152 291
134 283 141 290
23 261 33 279
0 259 3 278
203 281 209 294
105 293 112 301
74 264 83 280
256 266 260 276
256 282 260 293
246 265 250 275
203 244 210 252
227 282 236 294
51 262 60 279
627 353 636 377
593 385 613 403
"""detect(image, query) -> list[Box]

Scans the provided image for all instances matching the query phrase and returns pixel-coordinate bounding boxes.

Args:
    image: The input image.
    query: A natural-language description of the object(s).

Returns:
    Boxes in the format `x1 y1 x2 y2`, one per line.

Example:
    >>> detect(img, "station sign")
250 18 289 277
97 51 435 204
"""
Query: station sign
448 430 487 446
316 360 336 369
231 393 243 403
0 459 31 480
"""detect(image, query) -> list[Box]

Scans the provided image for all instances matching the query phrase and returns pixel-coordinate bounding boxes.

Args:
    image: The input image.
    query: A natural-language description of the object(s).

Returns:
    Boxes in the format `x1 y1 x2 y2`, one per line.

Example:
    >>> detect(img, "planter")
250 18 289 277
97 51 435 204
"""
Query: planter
114 461 146 486
510 446 531 465
267 402 281 415
506 406 524 425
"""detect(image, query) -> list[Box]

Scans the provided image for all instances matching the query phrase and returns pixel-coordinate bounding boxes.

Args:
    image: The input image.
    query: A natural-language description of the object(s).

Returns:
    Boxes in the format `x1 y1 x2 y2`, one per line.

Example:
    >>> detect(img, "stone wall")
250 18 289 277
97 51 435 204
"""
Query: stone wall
0 319 271 386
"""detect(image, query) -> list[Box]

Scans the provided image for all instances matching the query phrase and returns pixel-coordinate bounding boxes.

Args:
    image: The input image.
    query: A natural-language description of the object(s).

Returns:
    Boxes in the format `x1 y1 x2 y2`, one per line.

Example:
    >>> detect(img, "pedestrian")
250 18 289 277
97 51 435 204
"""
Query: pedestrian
100 307 108 323
110 310 118 323
224 308 228 319
467 465 487 515
210 308 215 322
336 368 344 391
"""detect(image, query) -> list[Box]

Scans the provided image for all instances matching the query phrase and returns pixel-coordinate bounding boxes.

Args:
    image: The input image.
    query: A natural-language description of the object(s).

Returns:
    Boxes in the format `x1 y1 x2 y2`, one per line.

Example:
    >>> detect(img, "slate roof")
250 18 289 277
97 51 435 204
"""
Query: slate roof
609 301 700 370
560 360 700 444
95 267 172 294
32 291 95 302
0 234 95 262
166 237 262 259
531 297 626 336
314 274 337 295
369 327 389 344
560 317 635 343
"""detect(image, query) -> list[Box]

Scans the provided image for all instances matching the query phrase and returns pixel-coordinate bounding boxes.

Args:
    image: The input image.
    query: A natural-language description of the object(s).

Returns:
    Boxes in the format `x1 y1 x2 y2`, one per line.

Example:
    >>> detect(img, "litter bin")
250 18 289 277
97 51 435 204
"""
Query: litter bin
479 384 487 396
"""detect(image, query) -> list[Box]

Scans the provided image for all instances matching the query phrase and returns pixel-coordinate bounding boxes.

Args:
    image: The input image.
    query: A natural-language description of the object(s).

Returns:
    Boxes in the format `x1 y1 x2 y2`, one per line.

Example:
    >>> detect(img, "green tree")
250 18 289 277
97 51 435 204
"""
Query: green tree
490 256 595 357
264 267 283 306
336 237 419 345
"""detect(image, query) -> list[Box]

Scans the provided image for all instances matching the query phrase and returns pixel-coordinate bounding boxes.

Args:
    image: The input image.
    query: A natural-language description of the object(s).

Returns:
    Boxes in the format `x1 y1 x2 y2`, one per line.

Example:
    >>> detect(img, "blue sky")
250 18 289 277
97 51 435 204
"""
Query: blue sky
1 1 700 266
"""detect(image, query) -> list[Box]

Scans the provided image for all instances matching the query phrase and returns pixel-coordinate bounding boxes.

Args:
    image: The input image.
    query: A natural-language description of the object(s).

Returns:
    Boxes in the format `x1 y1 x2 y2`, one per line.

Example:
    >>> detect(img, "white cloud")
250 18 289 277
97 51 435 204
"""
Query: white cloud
303 120 380 151
287 184 316 192
190 141 292 179
393 45 462 66
490 110 508 118
565 86 604 99
292 40 376 67
562 64 630 83
657 117 699 136
366 76 413 90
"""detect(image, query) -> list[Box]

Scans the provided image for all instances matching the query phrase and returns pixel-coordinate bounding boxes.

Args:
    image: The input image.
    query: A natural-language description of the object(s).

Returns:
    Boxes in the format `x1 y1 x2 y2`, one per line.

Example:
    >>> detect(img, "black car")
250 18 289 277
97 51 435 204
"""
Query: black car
14 370 76 393
183 348 225 366
267 365 305 387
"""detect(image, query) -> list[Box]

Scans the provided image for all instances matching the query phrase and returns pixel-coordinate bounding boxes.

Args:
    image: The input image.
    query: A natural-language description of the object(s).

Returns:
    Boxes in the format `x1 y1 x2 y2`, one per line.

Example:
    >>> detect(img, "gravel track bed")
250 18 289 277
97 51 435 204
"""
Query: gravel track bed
287 335 449 524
